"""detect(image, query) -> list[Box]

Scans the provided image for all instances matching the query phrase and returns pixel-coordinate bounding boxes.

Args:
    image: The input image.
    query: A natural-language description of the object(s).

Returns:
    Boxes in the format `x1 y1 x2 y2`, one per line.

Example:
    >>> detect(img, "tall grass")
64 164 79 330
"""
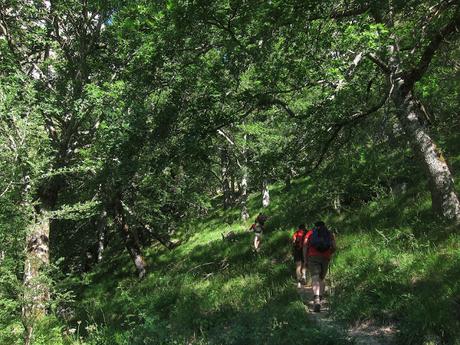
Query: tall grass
9 130 455 345
56 169 460 345
69 192 352 345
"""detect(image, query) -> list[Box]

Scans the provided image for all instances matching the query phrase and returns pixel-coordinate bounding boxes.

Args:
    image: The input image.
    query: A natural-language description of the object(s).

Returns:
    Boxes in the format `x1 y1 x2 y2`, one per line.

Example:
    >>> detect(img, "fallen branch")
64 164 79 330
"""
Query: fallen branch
187 261 215 273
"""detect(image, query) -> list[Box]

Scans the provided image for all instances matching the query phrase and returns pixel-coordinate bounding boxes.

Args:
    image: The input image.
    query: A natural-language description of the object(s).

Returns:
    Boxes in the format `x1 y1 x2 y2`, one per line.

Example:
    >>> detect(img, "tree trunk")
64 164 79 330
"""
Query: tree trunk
333 193 341 214
392 86 460 222
114 196 147 278
221 147 231 209
96 209 107 263
230 175 236 203
22 213 50 345
240 133 249 221
262 180 270 208
240 168 249 221
21 173 58 345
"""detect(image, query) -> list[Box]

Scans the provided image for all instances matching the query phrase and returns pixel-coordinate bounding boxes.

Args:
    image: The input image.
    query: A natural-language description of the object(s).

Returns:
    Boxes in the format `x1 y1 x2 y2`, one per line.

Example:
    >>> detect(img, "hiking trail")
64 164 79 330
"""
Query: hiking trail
298 285 397 345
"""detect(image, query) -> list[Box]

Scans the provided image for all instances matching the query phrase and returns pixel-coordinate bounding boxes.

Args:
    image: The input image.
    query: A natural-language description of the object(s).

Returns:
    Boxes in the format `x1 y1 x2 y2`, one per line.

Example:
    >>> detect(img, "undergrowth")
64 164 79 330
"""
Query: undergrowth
4 137 460 345
58 173 460 345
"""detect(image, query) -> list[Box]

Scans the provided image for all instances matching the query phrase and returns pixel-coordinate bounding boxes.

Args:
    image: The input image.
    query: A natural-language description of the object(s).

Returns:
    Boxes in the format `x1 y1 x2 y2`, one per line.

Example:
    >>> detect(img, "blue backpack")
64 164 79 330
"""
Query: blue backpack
310 226 332 252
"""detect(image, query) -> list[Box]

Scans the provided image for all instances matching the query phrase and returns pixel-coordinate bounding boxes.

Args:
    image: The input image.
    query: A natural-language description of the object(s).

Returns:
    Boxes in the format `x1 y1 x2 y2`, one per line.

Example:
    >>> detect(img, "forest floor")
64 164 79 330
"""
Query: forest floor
298 285 397 345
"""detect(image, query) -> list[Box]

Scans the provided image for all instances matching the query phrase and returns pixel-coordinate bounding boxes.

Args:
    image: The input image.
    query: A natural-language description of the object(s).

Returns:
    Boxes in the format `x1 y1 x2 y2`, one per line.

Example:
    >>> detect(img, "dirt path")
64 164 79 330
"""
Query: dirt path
298 285 397 345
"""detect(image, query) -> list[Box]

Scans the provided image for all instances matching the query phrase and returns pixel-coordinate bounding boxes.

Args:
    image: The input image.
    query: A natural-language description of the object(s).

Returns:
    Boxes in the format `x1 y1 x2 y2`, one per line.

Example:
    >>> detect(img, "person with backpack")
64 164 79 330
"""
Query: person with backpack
302 221 336 312
249 213 267 253
292 224 307 288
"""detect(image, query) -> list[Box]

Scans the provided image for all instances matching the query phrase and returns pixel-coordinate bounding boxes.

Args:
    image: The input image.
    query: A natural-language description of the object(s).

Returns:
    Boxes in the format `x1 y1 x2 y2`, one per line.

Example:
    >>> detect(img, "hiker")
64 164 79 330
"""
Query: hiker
303 221 336 312
249 213 267 252
292 224 307 288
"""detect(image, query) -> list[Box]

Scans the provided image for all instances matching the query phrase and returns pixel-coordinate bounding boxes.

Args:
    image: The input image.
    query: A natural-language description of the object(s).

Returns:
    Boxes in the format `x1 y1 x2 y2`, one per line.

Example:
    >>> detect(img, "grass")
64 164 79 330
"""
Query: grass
59 171 460 345
58 177 357 345
28 132 460 345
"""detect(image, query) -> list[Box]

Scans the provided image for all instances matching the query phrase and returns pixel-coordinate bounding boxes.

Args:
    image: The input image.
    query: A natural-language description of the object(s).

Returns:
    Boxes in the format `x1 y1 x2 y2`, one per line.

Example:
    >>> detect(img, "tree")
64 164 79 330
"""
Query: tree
1 0 114 341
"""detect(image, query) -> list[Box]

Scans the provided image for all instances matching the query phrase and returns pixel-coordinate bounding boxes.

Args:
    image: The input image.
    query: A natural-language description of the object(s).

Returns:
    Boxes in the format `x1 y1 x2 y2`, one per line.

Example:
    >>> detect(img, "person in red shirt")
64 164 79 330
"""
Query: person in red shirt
292 224 307 288
302 221 336 312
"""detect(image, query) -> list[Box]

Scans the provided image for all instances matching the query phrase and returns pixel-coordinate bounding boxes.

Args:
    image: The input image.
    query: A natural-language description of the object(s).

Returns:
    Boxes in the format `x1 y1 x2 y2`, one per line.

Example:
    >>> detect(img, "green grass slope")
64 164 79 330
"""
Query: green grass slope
69 184 352 345
64 173 460 345
57 135 460 345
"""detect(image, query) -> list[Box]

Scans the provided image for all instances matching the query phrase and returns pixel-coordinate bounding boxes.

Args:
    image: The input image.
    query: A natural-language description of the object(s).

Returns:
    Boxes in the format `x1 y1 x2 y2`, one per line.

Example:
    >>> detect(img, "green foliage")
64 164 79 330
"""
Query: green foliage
1 0 460 344
69 206 352 345
0 259 23 345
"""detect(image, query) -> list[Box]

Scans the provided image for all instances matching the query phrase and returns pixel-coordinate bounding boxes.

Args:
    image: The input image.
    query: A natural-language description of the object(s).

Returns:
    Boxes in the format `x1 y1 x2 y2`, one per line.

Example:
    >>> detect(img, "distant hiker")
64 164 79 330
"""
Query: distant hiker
249 213 268 253
303 221 336 312
292 224 307 288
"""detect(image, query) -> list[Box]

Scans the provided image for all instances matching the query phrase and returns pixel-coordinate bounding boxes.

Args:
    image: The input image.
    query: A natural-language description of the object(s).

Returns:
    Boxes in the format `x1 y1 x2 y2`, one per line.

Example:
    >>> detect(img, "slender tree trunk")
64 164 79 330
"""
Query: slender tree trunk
221 147 231 209
96 209 107 263
333 193 341 214
114 196 147 278
240 169 249 221
240 133 249 221
392 86 460 221
262 180 270 208
230 175 236 203
22 213 50 345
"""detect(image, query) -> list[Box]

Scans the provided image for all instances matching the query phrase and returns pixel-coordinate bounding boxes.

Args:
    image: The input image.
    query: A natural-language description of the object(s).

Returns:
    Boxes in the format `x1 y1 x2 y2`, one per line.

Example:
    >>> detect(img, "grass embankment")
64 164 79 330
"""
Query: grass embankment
67 170 459 345
70 181 351 345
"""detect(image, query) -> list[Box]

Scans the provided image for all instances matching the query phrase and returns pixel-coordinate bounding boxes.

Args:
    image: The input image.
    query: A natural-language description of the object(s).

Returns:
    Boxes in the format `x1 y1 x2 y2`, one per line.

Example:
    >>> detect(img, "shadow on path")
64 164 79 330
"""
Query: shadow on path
297 285 397 345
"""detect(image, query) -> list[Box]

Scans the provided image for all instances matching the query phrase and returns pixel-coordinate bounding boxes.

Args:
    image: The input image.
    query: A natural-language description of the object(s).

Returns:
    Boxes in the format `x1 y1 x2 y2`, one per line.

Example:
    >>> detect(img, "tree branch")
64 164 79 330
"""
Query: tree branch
217 129 235 146
121 201 179 250
207 104 255 134
404 6 460 90
366 53 391 74
0 181 13 198
309 85 390 172
0 13 21 64
268 98 301 119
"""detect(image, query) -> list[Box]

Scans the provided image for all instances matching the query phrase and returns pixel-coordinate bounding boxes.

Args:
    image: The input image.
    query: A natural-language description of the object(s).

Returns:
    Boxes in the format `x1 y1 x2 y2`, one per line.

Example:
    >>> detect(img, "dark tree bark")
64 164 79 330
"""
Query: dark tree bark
221 146 232 209
120 201 179 250
114 195 147 279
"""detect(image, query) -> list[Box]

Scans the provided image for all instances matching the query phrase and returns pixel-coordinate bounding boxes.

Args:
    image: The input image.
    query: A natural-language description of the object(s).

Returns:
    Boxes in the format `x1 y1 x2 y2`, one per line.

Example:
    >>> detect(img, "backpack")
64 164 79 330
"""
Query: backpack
309 226 332 252
293 229 305 249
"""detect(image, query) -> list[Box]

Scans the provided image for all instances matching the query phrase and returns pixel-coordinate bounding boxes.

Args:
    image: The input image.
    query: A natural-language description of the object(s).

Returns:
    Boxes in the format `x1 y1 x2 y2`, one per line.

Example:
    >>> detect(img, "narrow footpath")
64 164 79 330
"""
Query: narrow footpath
298 285 397 345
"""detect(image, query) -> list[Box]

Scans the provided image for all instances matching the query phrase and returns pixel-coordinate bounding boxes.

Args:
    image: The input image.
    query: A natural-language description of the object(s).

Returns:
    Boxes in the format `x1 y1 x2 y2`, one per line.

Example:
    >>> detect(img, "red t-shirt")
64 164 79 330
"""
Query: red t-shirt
292 229 305 249
303 229 334 259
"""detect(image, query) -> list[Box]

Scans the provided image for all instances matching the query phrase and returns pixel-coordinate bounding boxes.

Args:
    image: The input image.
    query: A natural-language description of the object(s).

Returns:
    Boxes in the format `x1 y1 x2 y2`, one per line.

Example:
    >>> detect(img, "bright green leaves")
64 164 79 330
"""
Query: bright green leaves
166 0 175 11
